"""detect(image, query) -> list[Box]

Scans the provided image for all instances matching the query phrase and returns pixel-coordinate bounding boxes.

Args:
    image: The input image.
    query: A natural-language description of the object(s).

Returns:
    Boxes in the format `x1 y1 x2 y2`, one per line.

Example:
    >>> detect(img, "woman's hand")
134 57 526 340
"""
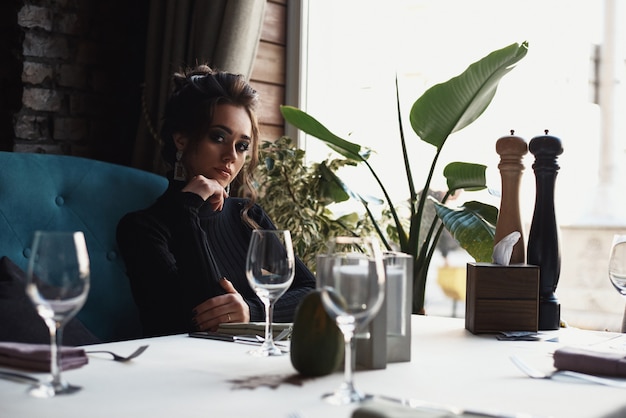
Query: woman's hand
192 278 251 332
182 175 228 211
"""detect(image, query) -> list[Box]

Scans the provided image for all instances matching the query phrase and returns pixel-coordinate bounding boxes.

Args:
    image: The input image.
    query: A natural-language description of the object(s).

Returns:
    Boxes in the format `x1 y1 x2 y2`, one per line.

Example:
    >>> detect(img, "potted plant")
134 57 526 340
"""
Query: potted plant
280 41 529 314
256 136 378 270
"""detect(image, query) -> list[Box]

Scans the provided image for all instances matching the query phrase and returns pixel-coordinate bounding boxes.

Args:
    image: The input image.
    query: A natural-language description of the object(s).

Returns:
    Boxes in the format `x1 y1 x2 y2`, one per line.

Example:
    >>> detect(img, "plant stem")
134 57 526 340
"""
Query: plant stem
395 75 417 208
362 159 406 249
409 147 442 257
361 201 392 250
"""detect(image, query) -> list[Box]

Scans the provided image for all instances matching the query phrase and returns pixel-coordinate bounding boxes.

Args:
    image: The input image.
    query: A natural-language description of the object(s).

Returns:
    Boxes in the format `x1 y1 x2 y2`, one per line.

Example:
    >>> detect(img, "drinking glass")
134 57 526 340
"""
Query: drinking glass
609 234 626 298
25 231 90 398
245 229 295 356
318 236 386 405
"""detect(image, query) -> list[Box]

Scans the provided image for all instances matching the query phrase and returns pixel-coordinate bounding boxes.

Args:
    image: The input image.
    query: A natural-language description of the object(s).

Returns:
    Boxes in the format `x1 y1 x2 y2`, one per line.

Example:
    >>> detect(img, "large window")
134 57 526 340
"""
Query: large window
289 0 626 328
295 0 625 223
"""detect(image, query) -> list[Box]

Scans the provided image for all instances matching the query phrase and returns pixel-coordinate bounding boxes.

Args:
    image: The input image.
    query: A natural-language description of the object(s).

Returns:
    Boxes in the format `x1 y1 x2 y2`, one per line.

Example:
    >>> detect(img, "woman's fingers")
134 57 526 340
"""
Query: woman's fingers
182 175 228 210
220 278 237 293
192 288 250 331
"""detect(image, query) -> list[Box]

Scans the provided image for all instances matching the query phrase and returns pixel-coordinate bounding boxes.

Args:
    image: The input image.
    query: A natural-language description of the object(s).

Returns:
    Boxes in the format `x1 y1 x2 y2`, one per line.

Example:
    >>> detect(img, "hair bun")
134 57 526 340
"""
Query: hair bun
171 64 214 93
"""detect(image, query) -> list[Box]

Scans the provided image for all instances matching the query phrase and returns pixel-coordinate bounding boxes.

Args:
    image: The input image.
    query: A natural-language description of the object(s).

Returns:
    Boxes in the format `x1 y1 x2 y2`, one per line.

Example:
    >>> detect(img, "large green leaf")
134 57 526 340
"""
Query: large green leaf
280 106 372 161
443 162 488 192
410 42 528 149
317 162 351 203
318 162 383 206
434 200 498 262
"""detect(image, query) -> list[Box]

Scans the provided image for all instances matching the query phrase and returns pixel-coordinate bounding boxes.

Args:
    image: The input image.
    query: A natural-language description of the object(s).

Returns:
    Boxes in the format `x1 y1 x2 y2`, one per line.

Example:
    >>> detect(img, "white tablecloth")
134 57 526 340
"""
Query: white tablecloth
2 315 626 418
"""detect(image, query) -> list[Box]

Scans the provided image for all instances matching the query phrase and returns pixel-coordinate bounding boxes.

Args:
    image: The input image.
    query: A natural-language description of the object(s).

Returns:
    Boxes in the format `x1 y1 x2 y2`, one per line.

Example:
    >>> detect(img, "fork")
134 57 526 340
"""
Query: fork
233 326 291 344
86 345 149 362
510 355 626 388
273 326 293 342
233 336 289 352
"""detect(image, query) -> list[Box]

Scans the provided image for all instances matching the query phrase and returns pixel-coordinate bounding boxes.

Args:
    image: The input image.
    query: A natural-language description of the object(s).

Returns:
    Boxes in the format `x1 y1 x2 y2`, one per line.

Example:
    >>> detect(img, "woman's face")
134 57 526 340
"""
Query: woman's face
176 103 253 187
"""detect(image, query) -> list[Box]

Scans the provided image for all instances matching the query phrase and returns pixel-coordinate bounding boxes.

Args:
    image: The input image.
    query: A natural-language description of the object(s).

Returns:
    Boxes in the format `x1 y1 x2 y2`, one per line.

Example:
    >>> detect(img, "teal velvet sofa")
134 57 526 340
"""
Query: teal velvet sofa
0 151 168 342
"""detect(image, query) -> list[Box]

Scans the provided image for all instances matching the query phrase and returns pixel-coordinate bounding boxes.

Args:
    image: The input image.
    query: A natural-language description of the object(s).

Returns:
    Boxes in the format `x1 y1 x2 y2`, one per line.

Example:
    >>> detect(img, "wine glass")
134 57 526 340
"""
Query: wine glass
25 231 90 398
245 229 295 357
318 236 386 405
609 234 626 298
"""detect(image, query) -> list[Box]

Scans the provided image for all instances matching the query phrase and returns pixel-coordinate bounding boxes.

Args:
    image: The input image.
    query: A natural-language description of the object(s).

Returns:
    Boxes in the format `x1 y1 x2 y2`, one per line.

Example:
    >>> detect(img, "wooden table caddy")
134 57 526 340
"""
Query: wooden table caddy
465 131 540 334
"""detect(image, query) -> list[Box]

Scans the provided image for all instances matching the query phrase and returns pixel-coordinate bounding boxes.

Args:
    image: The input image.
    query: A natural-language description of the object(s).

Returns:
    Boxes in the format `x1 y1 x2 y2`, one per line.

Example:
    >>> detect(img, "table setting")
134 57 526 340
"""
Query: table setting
4 316 626 418
4 229 626 418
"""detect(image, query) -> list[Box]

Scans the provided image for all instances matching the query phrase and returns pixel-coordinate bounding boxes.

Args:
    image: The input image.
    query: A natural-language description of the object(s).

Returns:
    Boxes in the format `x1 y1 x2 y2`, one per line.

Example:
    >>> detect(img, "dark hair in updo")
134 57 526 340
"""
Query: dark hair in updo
160 64 261 227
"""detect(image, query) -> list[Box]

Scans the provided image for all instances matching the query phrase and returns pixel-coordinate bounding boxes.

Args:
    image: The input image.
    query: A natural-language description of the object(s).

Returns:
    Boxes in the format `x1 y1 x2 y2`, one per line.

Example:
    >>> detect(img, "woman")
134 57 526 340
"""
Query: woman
117 65 316 337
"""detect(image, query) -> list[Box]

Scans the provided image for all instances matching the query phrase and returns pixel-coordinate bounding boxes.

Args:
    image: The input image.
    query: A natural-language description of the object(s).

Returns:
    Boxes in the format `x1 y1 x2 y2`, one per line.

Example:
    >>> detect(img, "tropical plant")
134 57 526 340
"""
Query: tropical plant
280 42 529 314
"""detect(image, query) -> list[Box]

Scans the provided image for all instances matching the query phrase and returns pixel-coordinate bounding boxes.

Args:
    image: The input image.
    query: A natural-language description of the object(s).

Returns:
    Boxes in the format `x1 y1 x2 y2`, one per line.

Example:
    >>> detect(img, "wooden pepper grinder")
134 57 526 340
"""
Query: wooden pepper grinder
494 130 528 264
527 130 563 330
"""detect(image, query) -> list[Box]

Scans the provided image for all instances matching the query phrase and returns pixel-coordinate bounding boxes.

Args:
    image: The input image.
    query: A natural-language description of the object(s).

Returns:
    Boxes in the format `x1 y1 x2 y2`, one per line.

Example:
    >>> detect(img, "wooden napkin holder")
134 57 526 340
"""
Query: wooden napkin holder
465 262 539 334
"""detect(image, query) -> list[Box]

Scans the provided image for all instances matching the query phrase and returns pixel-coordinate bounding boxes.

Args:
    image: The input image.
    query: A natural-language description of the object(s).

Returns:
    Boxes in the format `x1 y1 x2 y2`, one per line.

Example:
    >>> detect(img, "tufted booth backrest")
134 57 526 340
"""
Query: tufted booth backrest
0 151 168 342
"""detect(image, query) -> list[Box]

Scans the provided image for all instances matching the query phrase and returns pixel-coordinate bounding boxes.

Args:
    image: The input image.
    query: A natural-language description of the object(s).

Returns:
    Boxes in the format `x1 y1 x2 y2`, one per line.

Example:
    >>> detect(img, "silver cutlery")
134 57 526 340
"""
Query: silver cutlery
274 326 293 342
372 394 534 418
85 345 149 362
233 326 291 342
510 355 626 388
0 370 40 385
233 336 289 352
232 326 291 347
233 327 293 342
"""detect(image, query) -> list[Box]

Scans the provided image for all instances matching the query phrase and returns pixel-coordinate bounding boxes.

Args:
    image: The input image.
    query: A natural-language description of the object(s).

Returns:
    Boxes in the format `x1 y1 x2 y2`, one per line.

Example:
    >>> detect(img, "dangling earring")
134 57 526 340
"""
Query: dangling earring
174 150 187 181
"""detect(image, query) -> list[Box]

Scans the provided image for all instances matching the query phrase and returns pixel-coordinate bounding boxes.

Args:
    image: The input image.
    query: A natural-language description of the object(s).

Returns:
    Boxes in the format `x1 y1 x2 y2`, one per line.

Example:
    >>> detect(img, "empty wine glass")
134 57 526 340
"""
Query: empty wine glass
318 236 386 405
25 231 90 398
245 229 295 357
609 234 626 298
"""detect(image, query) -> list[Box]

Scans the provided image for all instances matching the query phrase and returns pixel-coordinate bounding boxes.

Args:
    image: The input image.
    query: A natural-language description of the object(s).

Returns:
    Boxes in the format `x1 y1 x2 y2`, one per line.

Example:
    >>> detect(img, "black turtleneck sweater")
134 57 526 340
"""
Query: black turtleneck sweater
116 181 316 337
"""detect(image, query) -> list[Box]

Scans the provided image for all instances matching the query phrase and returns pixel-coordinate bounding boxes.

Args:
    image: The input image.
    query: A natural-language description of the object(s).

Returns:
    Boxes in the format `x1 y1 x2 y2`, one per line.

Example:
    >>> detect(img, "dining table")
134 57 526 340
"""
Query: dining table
2 315 626 418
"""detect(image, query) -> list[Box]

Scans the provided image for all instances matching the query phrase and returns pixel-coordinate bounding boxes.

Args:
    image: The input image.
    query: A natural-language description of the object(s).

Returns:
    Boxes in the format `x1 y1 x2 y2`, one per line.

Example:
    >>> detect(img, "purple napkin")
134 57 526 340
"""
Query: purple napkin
0 342 88 372
554 346 626 377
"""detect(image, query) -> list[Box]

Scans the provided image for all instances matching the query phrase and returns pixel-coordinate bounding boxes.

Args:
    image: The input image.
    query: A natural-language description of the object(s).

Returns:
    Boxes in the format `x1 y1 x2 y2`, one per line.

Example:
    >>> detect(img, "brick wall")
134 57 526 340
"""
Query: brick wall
2 0 148 164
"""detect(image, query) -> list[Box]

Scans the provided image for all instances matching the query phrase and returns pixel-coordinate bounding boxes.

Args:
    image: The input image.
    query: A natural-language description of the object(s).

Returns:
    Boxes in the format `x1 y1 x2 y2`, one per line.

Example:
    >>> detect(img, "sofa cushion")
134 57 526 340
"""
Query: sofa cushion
0 256 100 345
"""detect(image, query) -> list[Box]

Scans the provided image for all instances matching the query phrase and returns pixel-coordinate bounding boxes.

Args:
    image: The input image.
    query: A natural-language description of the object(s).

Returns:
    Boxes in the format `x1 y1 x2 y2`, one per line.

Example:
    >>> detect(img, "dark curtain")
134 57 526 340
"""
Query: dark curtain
132 0 266 174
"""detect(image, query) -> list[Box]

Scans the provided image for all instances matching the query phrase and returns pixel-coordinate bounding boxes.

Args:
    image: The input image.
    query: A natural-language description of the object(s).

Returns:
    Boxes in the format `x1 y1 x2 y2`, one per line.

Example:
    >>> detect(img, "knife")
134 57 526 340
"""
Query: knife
0 370 40 385
371 394 539 418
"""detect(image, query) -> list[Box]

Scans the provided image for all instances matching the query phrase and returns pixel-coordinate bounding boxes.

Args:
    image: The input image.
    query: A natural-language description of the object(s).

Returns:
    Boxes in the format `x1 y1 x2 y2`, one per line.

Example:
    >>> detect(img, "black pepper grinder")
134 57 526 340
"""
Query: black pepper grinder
527 130 563 330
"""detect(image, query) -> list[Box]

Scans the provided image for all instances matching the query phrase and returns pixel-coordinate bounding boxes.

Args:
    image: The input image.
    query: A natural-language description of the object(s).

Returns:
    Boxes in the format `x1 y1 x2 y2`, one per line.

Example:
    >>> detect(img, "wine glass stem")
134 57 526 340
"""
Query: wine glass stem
48 321 63 387
342 330 356 392
264 298 275 344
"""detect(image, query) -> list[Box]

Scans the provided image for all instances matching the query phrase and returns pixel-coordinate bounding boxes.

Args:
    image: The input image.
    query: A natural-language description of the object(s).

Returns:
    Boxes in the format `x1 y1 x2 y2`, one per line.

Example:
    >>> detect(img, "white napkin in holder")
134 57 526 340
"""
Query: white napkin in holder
465 231 540 334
